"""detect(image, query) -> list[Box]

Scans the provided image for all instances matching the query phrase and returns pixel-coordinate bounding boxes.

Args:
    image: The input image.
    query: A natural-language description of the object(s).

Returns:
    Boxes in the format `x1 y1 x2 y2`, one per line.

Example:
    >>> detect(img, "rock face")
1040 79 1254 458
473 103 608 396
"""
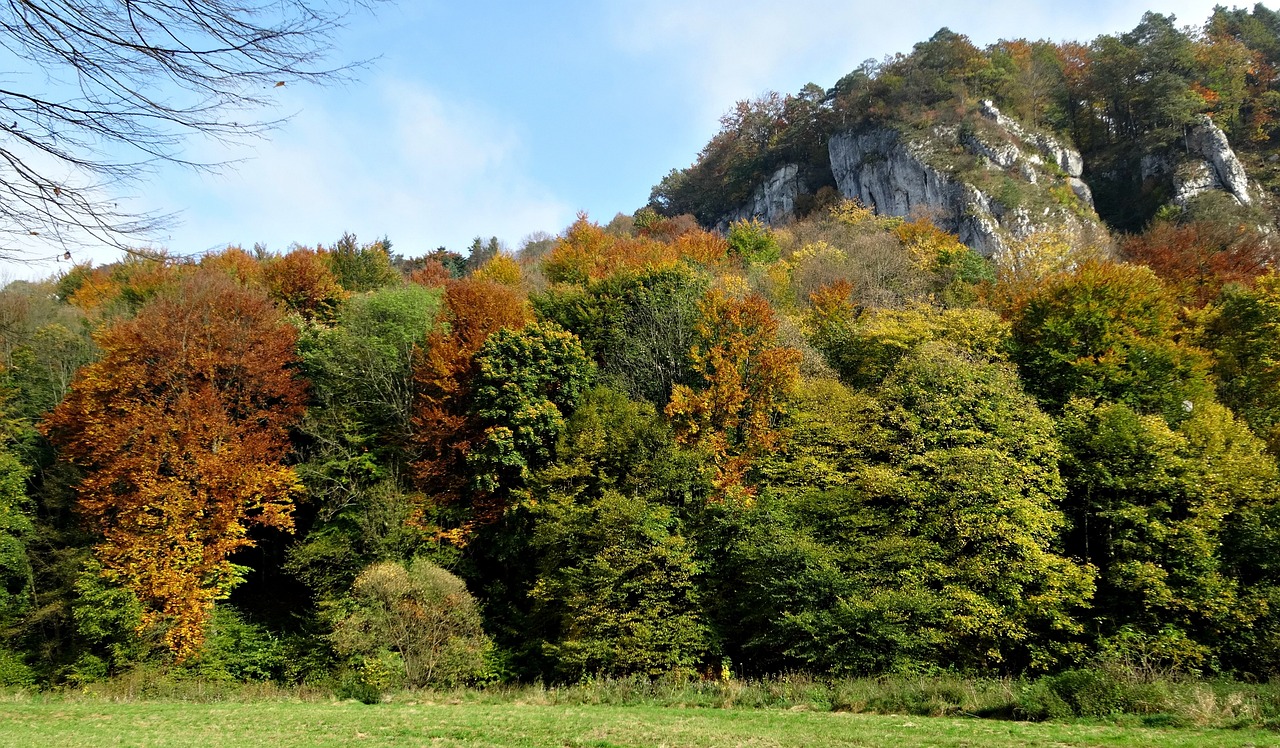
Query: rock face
716 101 1113 257
716 164 806 230
828 128 1000 255
979 100 1084 179
1142 115 1252 207
827 102 1100 257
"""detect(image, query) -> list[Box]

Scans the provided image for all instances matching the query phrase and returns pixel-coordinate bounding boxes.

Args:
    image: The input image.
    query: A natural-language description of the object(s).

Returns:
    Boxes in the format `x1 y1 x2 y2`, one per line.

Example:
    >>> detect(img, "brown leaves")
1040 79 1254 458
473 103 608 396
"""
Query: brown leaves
542 213 729 284
410 278 531 531
665 291 801 502
1122 221 1273 308
263 246 347 321
43 271 306 660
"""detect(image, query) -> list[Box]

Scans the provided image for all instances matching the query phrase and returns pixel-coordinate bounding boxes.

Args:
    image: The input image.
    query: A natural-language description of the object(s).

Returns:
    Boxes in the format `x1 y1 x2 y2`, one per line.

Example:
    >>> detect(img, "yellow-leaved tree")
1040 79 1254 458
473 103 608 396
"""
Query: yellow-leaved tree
665 291 801 502
44 271 307 660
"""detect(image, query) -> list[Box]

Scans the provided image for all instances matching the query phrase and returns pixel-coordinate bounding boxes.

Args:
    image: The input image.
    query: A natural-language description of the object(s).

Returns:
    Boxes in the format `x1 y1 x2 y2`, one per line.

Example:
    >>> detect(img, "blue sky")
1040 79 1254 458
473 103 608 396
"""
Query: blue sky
0 0 1249 279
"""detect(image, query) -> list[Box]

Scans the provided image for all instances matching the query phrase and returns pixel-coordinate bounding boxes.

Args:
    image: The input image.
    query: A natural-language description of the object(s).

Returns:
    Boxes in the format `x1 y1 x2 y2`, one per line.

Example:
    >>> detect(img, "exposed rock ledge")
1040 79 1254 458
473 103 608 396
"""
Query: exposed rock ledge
828 116 1099 258
716 164 806 230
1141 115 1253 207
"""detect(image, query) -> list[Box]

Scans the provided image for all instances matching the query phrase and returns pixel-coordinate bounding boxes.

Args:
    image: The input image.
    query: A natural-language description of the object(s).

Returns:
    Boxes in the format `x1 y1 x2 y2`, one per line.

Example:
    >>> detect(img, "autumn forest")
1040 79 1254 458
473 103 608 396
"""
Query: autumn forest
6 5 1280 701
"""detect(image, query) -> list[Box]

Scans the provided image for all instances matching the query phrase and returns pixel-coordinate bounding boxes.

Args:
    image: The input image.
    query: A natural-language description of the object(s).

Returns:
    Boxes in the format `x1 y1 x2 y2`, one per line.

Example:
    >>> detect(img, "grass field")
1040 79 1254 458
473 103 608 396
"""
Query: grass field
0 699 1278 748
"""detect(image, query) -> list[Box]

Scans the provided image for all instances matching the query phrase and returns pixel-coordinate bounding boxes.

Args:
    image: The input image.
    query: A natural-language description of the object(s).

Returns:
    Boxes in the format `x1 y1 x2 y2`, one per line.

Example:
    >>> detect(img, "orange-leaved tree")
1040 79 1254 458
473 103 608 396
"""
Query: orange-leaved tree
665 291 801 502
43 271 307 660
411 278 531 533
263 246 347 322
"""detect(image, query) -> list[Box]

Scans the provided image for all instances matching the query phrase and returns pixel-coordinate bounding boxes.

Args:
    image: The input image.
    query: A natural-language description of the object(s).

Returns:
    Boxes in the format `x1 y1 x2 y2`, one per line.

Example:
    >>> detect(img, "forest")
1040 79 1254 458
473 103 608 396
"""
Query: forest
5 5 1280 699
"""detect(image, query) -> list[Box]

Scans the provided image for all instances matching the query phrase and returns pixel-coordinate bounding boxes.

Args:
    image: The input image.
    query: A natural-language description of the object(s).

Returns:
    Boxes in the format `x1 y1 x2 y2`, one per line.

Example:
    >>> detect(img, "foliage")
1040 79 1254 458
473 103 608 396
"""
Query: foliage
531 489 708 680
1008 261 1212 421
466 321 595 497
328 558 491 688
43 271 307 660
727 347 1092 675
666 292 801 501
0 447 32 629
533 264 710 405
1056 398 1280 665
810 302 1009 389
410 278 531 530
263 247 347 322
326 234 401 293
727 219 781 264
1122 221 1271 308
542 214 727 285
470 254 524 287
1196 272 1280 452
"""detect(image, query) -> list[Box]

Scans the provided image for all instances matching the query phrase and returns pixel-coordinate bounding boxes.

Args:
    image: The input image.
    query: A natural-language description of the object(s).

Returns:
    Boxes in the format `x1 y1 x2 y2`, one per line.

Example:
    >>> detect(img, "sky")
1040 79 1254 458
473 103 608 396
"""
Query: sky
0 0 1257 279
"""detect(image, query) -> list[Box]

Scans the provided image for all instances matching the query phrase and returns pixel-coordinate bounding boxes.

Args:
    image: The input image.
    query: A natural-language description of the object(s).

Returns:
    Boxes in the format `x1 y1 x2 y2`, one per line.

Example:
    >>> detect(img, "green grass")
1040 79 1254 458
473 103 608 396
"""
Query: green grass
0 698 1277 748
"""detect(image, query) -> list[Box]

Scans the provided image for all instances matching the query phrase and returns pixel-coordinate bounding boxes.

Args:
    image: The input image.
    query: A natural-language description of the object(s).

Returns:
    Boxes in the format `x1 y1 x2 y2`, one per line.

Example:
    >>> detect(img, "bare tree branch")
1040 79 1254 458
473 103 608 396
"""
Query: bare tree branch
0 0 379 260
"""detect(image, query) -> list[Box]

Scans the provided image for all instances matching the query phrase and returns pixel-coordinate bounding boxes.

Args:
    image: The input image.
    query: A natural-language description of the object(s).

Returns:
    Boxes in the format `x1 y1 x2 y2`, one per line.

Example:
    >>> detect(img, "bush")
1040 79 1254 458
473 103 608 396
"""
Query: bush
1018 668 1171 719
180 606 287 682
727 219 781 264
328 558 492 690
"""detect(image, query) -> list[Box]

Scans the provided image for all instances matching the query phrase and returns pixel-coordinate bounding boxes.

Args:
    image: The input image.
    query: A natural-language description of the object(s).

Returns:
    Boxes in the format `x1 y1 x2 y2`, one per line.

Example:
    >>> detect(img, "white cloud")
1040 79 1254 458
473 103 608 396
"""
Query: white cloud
165 79 573 258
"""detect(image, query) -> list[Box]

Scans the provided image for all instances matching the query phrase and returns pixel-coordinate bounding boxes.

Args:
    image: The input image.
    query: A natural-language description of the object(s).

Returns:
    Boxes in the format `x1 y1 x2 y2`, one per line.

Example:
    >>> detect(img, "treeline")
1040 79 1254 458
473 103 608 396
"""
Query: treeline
651 5 1280 231
1 192 1280 694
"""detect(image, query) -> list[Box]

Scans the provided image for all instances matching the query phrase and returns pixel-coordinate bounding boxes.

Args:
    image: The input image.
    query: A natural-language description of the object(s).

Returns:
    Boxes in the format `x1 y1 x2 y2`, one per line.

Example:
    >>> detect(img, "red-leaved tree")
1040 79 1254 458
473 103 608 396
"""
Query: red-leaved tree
44 271 307 660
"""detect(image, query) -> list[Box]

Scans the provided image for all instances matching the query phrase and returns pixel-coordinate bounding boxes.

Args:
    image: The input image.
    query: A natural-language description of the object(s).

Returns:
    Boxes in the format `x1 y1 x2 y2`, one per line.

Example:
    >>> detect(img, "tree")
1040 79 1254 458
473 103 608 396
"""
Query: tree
534 264 710 406
1008 261 1212 421
0 0 378 259
466 322 595 497
327 234 401 293
1195 272 1280 453
521 387 711 680
263 246 347 322
727 349 1093 674
43 271 307 660
328 558 491 689
665 291 801 502
1122 221 1271 308
530 489 708 680
410 278 530 532
286 285 444 599
1057 398 1279 669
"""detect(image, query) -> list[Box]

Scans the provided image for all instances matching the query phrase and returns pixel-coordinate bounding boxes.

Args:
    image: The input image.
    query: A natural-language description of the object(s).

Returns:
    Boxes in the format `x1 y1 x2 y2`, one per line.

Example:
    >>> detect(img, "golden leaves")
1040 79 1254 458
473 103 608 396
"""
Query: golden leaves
43 271 306 661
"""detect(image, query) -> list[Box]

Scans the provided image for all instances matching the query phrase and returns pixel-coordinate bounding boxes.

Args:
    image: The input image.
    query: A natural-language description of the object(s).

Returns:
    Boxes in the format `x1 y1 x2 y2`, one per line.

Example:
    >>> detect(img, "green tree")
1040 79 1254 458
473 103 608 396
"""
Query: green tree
328 558 491 689
1057 398 1279 670
326 234 401 293
534 264 710 406
286 284 444 600
726 349 1093 674
467 322 596 497
810 303 1009 390
1009 261 1212 421
530 489 708 680
1195 273 1280 453
524 388 710 680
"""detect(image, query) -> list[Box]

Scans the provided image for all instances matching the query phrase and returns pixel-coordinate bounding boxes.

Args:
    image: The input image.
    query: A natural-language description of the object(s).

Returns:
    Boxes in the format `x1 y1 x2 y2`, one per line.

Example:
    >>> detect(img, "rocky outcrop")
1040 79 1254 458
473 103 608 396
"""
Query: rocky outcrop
828 107 1101 257
716 101 1104 257
1187 115 1252 205
716 163 806 230
979 100 1084 179
1139 116 1252 207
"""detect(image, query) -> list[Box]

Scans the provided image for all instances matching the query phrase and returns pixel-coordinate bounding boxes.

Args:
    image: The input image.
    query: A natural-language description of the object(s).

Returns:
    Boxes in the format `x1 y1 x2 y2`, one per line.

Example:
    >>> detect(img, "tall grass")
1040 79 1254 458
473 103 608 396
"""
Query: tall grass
12 667 1280 730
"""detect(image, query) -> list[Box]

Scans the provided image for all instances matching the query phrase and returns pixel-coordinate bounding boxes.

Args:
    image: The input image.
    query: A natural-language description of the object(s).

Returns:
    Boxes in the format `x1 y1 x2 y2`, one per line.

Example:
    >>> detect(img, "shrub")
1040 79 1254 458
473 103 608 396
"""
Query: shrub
328 559 492 690
727 219 781 264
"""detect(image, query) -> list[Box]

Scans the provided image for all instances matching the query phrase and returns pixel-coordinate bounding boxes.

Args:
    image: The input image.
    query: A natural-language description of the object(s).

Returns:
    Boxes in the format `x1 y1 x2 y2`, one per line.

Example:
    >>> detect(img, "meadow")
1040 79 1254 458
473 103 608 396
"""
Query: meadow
1 698 1278 748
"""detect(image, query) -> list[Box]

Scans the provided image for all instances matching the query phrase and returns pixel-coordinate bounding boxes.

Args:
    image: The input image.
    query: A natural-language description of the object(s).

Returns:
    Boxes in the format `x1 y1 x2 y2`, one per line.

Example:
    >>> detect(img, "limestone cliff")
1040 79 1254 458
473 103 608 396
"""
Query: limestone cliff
1140 115 1253 208
827 103 1101 257
715 164 807 231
